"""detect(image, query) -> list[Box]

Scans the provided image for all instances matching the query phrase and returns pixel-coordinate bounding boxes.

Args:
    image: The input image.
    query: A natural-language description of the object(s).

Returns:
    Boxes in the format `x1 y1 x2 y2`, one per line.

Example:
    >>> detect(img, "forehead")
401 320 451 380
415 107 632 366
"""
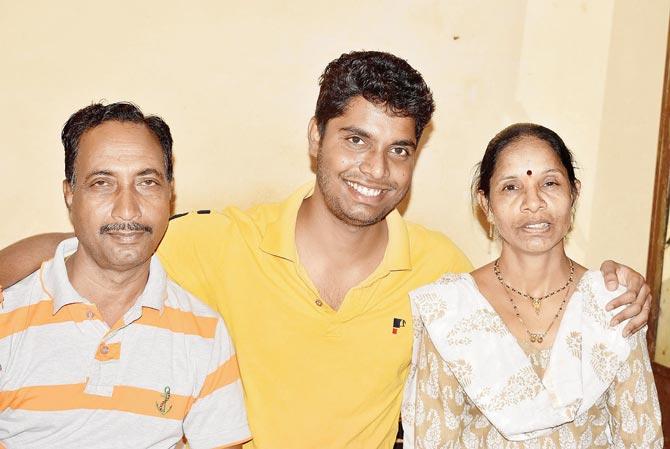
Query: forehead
76 121 165 174
325 96 416 141
493 137 565 175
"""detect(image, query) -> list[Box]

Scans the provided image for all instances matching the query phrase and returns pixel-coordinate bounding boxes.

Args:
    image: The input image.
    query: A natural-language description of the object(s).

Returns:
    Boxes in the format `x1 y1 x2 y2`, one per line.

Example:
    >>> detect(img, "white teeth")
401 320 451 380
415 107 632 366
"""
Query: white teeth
525 223 549 229
346 181 382 197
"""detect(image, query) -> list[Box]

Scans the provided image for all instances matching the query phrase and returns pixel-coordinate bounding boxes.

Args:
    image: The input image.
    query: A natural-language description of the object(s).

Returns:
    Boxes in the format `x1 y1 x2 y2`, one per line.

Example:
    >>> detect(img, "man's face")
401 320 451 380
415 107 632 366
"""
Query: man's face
309 96 417 226
64 121 172 271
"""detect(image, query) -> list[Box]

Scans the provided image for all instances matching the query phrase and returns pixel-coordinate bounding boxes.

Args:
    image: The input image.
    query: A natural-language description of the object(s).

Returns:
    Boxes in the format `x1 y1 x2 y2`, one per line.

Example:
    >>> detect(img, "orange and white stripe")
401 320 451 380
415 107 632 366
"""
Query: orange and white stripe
0 238 250 449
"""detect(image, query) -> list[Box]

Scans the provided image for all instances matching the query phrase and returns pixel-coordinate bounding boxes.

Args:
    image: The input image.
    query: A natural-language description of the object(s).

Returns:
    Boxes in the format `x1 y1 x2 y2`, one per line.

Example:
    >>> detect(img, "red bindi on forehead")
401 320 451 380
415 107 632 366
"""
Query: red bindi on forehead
526 170 532 176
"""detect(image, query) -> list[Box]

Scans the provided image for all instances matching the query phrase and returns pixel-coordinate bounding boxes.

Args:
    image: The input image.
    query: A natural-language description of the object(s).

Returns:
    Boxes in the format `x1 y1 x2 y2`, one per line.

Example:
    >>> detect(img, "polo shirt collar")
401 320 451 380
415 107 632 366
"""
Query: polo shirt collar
41 237 168 315
260 181 412 272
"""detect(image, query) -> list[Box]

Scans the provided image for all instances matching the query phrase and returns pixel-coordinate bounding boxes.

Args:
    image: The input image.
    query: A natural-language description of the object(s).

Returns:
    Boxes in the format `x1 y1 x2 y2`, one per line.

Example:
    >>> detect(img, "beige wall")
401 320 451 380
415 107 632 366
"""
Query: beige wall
1 1 669 351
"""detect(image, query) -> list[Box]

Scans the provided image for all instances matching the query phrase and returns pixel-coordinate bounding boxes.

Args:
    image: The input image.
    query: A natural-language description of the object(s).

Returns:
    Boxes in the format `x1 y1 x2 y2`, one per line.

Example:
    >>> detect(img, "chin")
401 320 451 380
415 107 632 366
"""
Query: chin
105 247 154 270
520 237 565 254
341 208 390 227
327 200 390 227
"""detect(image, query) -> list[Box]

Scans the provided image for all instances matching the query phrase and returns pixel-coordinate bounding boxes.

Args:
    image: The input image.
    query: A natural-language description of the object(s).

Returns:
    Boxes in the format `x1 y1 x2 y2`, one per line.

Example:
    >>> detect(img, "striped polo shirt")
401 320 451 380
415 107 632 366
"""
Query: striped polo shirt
0 238 251 449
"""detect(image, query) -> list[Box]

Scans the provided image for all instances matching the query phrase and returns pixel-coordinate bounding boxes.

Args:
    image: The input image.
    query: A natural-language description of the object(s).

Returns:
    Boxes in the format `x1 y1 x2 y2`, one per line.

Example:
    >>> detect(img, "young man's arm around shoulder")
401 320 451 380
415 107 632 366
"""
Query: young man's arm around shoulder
0 232 72 288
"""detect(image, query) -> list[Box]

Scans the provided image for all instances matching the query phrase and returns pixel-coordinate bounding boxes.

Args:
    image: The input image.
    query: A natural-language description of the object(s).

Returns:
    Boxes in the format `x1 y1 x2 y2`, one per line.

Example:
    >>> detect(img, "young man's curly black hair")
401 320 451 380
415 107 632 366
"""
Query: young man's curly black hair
314 51 435 140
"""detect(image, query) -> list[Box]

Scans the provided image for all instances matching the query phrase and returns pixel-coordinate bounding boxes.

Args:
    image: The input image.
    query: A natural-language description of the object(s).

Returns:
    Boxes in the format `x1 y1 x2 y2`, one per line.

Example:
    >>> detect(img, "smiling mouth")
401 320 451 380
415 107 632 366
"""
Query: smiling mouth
345 180 385 198
522 222 550 231
106 231 148 242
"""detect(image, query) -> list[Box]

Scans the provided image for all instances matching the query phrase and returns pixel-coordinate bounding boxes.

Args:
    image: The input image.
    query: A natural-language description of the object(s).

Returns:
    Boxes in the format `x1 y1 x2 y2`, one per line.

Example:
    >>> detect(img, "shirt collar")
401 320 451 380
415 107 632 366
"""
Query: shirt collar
40 237 168 315
259 181 412 272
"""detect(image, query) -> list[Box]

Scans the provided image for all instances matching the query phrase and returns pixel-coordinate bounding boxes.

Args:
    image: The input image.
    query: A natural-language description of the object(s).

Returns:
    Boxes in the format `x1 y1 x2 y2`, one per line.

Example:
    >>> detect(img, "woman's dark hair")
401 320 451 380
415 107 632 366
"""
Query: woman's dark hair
473 123 579 199
62 102 173 184
315 51 435 140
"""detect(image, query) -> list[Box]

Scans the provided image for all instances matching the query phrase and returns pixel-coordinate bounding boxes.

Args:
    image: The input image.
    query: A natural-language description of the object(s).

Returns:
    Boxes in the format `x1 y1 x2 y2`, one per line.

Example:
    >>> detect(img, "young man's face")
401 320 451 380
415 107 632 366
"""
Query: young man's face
64 121 172 271
309 96 417 227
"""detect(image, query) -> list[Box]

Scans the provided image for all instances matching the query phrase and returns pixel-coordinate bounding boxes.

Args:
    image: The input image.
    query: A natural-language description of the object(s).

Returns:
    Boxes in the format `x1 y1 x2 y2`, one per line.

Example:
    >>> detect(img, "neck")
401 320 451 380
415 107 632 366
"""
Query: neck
296 191 389 263
65 250 151 326
496 243 572 297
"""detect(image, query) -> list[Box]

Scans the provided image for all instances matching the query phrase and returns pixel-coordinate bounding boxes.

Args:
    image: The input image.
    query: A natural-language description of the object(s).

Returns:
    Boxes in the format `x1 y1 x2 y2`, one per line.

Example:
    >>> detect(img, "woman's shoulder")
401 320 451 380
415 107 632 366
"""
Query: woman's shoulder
575 269 627 331
576 269 626 302
409 272 483 324
410 272 474 298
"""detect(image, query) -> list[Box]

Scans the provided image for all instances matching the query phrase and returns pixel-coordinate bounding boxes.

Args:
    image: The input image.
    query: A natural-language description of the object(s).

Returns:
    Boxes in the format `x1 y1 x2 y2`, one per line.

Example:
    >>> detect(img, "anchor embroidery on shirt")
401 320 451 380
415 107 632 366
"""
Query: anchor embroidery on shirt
156 386 173 415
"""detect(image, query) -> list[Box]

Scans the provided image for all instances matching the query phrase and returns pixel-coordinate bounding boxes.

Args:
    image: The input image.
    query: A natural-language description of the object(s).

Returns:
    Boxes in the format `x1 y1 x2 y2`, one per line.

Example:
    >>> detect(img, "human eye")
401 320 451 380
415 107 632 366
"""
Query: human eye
390 147 410 158
543 177 560 187
138 178 160 187
347 135 365 145
90 178 111 188
501 183 518 192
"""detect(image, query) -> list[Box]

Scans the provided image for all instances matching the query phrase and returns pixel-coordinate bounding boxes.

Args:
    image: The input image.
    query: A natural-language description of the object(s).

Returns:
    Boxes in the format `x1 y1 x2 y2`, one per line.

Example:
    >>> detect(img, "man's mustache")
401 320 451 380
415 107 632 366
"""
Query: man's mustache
99 222 153 234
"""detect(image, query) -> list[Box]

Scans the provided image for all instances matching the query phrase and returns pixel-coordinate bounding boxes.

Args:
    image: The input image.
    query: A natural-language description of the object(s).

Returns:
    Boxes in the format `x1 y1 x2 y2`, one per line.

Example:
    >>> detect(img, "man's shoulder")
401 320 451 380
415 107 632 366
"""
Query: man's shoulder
2 269 43 310
164 278 225 321
404 219 466 254
403 219 473 272
166 200 283 238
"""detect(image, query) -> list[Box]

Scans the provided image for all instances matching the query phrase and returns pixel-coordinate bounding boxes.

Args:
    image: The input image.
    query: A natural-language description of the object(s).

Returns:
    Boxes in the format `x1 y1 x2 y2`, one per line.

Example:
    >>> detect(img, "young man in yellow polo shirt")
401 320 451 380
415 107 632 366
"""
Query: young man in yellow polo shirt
136 52 653 448
0 51 652 448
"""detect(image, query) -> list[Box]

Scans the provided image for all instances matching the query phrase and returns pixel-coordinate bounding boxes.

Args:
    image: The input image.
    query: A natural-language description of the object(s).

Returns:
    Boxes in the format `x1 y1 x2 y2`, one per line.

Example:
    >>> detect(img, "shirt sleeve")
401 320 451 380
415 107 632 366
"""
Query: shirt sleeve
183 318 251 449
157 212 235 314
428 231 474 274
606 328 663 447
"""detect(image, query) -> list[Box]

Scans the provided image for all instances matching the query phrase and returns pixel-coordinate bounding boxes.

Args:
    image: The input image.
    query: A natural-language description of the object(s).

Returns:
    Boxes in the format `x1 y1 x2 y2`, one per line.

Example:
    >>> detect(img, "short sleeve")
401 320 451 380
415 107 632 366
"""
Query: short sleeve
183 319 251 449
157 212 234 313
441 241 473 274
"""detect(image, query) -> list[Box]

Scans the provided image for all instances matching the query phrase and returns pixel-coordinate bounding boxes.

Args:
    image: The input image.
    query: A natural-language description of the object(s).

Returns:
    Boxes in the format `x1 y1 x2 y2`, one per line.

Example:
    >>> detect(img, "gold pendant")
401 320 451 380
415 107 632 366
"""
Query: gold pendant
531 298 542 315
528 333 543 344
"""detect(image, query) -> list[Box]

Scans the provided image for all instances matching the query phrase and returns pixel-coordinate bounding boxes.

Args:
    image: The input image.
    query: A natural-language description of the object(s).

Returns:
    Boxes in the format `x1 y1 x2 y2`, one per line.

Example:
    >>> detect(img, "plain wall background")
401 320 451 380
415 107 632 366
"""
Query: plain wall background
1 0 669 362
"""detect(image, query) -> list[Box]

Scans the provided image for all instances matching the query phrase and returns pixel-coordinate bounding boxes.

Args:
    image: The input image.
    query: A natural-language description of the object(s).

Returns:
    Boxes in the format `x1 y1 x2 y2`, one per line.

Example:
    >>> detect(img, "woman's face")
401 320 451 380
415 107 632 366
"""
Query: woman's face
480 136 579 255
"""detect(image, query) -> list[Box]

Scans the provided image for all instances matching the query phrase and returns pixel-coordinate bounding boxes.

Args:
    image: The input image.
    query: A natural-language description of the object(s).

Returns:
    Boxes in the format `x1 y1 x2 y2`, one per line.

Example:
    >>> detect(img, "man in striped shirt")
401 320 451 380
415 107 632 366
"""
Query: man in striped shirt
0 102 250 449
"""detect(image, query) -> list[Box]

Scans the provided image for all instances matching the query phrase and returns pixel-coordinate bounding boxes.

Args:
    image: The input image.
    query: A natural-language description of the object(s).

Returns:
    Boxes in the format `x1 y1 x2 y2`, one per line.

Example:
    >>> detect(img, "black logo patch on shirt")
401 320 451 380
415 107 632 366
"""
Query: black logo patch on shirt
392 317 406 334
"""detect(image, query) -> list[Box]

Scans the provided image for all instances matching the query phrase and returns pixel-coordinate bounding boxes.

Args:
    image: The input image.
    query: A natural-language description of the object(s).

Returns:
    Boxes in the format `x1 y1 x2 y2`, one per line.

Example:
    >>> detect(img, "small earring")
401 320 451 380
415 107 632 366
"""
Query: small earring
488 222 494 239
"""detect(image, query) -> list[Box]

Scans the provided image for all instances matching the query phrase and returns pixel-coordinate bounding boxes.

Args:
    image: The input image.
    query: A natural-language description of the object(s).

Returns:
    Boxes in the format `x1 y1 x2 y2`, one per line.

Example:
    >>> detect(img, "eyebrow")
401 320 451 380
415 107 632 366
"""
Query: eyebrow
137 168 165 179
497 169 566 184
84 170 113 182
339 126 417 148
83 168 165 182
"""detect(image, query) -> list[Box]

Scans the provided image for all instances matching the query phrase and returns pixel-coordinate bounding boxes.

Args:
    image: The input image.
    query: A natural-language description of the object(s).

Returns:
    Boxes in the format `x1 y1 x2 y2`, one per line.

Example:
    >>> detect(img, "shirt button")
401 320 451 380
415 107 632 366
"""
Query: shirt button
100 345 109 355
315 299 323 307
86 311 95 319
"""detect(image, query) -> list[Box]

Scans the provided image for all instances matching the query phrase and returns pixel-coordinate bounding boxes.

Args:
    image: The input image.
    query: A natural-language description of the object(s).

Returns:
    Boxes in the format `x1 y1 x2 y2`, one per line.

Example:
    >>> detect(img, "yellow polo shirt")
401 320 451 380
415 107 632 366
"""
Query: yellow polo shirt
158 183 472 449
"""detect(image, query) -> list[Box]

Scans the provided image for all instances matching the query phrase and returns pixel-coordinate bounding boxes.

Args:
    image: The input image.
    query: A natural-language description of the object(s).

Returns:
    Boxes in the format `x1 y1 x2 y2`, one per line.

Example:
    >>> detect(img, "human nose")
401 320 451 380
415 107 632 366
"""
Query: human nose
521 186 546 213
111 186 141 221
359 149 389 180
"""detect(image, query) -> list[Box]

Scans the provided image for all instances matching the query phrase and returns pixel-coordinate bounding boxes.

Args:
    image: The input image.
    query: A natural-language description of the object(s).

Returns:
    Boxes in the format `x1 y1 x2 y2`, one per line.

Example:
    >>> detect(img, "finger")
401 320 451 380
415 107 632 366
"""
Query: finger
610 301 642 327
619 273 644 296
623 301 650 337
636 283 651 308
600 260 619 290
606 290 636 312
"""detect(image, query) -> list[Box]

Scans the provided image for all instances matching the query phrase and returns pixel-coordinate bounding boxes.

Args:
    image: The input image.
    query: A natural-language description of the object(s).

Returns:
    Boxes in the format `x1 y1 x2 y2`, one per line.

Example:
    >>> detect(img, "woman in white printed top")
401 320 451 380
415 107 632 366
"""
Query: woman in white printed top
402 123 663 448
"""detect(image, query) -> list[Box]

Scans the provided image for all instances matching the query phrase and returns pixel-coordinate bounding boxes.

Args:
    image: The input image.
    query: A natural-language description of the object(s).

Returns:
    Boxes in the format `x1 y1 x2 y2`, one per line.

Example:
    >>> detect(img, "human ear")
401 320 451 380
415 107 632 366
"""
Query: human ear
477 190 493 223
63 179 73 211
307 117 321 158
571 179 582 204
